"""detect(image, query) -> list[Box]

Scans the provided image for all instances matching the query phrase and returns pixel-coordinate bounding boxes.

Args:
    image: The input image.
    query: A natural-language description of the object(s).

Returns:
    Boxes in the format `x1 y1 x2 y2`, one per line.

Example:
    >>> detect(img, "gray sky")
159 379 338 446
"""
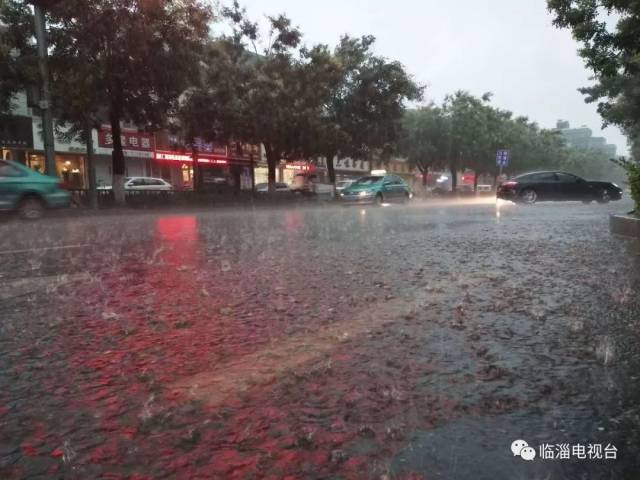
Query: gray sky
238 0 628 154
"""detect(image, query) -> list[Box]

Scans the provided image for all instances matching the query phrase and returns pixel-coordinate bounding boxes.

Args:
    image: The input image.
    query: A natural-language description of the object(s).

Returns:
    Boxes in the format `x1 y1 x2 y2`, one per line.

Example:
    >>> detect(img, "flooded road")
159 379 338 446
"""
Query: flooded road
1 199 639 479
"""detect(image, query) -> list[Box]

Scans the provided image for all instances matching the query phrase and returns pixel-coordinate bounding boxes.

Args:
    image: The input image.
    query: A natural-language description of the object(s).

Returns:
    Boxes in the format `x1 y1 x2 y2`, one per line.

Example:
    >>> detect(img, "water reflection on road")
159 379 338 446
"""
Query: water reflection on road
0 200 638 479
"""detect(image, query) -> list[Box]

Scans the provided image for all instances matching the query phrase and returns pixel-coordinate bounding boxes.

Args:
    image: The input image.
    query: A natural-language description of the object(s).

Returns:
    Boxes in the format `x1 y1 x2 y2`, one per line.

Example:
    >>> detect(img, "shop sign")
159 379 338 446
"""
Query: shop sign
155 150 227 165
98 126 154 151
95 126 154 159
0 115 33 148
285 161 314 171
191 137 227 155
317 156 369 172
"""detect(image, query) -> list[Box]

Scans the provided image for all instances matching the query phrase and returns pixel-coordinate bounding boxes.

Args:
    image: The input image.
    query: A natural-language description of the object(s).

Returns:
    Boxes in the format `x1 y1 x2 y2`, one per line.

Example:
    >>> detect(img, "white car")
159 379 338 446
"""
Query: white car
255 182 291 193
124 177 173 191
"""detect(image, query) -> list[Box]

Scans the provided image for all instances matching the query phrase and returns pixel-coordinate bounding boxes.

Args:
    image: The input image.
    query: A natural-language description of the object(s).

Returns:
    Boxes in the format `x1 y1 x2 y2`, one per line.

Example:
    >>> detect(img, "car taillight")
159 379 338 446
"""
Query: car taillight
501 181 518 188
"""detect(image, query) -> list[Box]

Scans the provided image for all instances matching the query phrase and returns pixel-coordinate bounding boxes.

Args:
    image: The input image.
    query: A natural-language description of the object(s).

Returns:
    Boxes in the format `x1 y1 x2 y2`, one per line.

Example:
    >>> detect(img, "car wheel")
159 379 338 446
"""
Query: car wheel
520 188 537 205
18 196 45 220
375 193 384 206
597 189 611 204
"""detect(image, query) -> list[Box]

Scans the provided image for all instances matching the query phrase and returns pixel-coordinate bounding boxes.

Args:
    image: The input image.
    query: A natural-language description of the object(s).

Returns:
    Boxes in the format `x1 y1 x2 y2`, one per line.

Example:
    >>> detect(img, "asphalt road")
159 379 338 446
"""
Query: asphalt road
1 198 639 479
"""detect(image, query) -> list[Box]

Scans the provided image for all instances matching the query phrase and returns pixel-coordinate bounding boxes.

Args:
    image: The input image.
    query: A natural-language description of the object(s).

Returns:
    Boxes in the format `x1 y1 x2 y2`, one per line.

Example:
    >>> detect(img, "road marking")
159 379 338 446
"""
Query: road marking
0 244 93 255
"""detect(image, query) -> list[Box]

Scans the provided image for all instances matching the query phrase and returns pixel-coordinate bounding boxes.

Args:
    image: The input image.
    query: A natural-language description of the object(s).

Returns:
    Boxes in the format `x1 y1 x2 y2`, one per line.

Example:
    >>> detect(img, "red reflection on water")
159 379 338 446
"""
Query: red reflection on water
155 216 199 266
283 211 302 233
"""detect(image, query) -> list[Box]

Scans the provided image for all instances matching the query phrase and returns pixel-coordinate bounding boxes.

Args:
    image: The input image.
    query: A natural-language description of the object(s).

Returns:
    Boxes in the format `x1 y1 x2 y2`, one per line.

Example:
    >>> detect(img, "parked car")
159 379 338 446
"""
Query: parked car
340 174 412 205
0 159 71 219
125 177 173 191
336 179 355 193
291 173 334 195
255 182 291 193
97 177 173 191
497 171 623 204
476 184 493 194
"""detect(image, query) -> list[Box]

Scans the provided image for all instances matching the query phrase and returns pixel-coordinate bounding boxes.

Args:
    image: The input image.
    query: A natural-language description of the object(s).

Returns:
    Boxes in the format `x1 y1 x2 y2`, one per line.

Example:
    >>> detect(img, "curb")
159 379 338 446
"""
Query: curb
610 213 640 238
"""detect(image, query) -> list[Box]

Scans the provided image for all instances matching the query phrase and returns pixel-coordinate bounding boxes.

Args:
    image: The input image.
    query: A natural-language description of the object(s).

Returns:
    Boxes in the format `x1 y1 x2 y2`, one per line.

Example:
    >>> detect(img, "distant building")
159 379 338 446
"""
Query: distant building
556 120 617 158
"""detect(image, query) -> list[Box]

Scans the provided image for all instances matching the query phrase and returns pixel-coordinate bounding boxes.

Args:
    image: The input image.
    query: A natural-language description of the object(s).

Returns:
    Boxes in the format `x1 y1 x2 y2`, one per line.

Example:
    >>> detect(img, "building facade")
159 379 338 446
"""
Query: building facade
557 120 618 158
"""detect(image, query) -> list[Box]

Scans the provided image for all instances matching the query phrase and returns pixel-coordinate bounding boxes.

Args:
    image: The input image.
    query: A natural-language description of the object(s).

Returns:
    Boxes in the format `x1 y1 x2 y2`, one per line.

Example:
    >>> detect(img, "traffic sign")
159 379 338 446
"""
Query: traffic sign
496 149 510 167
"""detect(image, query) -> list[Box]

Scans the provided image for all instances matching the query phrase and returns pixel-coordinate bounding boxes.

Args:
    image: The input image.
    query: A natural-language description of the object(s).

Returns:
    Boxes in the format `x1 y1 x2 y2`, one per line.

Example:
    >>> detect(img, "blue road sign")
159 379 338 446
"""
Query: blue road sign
496 149 510 167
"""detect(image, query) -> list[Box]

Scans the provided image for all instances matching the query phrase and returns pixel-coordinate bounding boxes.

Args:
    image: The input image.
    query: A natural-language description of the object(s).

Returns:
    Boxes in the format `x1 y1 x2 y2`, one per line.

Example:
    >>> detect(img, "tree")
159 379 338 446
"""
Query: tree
0 1 38 114
187 5 310 193
41 0 213 204
548 0 640 210
399 104 448 187
307 35 422 189
442 91 490 192
547 1 640 137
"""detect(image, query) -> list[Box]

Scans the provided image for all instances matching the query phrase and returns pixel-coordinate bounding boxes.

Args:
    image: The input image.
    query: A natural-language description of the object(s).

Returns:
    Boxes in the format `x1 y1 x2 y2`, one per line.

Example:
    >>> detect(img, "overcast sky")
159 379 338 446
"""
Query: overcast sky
238 0 628 154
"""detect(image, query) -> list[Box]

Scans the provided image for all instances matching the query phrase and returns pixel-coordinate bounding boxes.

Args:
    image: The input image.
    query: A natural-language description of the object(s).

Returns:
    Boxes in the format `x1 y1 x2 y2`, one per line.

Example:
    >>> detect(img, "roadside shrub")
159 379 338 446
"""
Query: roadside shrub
612 157 640 214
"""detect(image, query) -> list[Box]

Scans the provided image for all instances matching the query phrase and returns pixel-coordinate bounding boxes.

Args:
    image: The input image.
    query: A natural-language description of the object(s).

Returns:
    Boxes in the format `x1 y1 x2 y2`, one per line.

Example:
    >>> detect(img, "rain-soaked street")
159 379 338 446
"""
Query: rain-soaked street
1 198 639 479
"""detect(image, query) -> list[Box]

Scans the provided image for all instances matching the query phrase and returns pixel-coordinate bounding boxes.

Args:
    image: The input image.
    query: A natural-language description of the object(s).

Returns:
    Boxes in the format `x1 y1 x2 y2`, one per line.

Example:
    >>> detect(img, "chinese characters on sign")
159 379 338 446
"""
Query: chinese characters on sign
496 149 510 167
98 126 154 151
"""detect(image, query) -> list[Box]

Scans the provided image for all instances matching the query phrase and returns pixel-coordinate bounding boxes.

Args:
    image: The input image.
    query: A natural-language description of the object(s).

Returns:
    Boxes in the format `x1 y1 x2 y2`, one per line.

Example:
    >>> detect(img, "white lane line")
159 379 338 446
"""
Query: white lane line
0 244 94 255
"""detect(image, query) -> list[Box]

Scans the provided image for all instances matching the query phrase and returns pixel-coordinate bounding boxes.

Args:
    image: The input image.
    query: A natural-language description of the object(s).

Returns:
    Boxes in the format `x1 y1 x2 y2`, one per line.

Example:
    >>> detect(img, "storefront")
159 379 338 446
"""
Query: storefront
282 161 316 185
154 145 255 192
93 125 155 187
1 115 33 165
26 152 87 188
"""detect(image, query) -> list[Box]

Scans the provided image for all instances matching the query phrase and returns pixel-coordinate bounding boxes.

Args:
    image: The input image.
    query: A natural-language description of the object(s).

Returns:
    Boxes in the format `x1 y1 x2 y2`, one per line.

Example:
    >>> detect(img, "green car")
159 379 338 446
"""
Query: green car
0 159 71 219
339 174 412 205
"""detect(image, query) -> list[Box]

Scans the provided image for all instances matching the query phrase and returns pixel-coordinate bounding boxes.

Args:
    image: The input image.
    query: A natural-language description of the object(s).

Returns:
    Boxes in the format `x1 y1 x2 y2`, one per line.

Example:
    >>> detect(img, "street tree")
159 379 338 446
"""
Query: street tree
306 35 422 189
399 104 448 186
42 0 213 204
548 0 640 210
184 5 311 193
0 1 37 114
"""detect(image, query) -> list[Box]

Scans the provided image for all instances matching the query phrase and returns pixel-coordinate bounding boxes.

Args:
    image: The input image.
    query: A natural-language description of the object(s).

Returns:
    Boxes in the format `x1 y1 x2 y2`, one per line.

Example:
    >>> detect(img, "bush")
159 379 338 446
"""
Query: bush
612 157 640 214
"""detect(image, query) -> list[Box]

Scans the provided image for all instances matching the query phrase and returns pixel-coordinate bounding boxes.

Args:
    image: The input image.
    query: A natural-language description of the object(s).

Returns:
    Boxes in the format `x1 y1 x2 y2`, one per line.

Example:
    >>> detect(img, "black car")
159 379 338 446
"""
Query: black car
497 171 623 204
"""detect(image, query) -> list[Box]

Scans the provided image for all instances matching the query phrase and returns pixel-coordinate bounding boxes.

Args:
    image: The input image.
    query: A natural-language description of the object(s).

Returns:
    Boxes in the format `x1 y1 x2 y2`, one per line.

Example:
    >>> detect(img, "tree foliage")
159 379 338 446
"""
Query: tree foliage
401 90 623 191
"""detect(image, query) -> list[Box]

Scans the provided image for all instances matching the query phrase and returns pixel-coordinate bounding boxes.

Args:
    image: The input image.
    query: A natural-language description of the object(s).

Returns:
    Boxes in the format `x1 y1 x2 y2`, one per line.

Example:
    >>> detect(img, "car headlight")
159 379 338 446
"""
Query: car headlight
359 191 370 197
340 192 345 197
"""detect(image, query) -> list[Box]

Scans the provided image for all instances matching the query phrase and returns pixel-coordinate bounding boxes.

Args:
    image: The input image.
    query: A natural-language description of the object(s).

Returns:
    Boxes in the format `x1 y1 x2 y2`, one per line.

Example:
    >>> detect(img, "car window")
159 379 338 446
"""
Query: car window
556 173 579 183
353 176 383 186
0 161 25 178
525 173 556 182
129 178 145 186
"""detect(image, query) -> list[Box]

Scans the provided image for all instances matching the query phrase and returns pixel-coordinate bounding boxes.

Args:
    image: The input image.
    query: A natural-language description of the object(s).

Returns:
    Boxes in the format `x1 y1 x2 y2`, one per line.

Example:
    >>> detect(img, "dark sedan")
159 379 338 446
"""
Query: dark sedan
497 171 623 204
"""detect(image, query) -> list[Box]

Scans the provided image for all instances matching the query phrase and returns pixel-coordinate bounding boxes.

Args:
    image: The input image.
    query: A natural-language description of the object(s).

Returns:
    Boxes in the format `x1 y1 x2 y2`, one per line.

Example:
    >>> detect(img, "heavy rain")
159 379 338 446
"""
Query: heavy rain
2 1 640 479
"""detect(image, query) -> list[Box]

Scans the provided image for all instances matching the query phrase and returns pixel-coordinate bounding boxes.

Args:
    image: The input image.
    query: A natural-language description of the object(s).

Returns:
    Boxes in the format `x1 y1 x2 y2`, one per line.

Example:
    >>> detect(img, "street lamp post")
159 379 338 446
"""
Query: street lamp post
32 3 56 177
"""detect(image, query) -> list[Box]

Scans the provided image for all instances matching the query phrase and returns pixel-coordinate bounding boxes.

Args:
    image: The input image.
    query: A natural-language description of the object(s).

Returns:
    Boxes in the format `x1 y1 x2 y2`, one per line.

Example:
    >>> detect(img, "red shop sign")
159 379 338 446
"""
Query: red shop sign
98 126 155 151
155 150 228 165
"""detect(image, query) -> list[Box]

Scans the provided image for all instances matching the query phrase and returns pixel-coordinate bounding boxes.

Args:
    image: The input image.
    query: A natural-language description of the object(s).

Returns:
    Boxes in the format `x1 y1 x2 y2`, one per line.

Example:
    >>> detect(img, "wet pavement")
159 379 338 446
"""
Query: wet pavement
0 198 639 479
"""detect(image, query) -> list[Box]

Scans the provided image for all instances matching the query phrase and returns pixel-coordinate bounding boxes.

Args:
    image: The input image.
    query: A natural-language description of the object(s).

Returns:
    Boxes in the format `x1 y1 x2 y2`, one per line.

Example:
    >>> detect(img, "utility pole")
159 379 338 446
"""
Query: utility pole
33 3 56 177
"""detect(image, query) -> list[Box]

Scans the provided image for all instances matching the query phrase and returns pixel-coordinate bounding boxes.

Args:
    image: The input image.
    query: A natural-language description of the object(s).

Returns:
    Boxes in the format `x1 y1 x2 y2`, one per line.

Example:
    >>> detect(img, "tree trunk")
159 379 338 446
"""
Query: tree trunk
326 152 337 196
265 144 278 193
450 164 458 193
191 143 200 193
109 105 126 206
250 153 255 193
473 169 479 193
84 122 98 209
